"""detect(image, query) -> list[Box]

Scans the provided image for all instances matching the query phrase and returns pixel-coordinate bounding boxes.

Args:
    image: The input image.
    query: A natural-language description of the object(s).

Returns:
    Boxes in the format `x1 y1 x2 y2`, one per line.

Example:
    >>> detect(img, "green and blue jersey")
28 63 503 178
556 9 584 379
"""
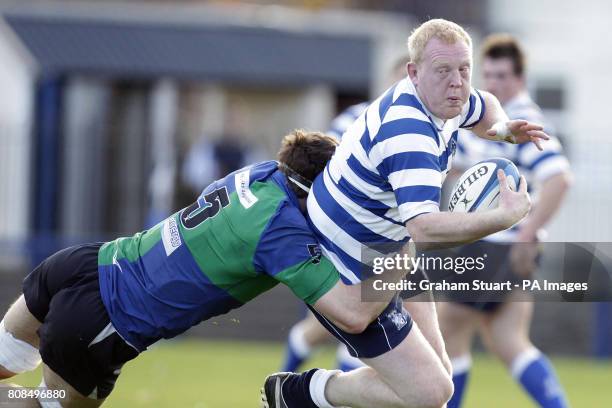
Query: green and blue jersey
98 161 339 351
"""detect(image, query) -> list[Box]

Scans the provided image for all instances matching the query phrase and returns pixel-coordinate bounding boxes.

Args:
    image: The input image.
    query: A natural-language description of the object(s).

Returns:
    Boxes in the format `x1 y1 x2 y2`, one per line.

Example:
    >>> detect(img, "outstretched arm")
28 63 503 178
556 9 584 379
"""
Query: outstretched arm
470 91 549 150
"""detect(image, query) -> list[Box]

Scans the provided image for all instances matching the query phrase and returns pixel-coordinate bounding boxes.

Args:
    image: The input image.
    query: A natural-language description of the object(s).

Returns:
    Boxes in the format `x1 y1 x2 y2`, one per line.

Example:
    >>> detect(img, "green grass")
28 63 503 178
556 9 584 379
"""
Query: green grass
5 339 612 407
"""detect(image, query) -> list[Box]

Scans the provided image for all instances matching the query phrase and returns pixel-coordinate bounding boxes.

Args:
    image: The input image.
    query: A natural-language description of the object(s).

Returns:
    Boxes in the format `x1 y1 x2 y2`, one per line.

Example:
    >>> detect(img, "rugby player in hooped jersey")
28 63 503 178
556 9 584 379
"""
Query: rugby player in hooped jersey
0 130 414 407
280 56 412 375
263 19 548 408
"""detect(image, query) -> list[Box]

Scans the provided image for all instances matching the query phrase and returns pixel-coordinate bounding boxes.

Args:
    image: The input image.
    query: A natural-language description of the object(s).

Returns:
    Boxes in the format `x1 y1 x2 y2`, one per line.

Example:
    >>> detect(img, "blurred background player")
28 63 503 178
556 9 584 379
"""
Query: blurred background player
182 101 268 197
437 34 573 408
281 56 410 373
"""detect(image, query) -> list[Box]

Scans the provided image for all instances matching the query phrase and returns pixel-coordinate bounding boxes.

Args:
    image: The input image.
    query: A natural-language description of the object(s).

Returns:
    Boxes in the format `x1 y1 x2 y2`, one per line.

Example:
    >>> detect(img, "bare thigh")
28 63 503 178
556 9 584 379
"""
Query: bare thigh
404 294 451 374
361 322 453 407
436 302 483 358
480 295 534 366
300 311 334 346
3 295 41 348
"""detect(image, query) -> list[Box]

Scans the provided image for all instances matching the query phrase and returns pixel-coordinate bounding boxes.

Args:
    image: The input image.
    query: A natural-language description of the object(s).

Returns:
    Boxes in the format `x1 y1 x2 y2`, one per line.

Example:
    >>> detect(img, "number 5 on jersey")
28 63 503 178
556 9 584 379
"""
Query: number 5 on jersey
180 187 230 229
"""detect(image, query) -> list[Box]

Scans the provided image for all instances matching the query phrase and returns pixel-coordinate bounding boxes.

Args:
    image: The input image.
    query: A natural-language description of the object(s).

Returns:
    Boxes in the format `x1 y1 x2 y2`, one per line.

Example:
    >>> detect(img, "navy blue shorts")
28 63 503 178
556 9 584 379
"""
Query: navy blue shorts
308 295 412 359
446 241 540 313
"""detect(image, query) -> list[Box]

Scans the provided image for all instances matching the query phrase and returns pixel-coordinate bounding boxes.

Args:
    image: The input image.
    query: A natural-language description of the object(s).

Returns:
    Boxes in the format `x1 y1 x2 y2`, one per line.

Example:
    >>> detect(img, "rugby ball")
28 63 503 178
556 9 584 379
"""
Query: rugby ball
448 158 520 213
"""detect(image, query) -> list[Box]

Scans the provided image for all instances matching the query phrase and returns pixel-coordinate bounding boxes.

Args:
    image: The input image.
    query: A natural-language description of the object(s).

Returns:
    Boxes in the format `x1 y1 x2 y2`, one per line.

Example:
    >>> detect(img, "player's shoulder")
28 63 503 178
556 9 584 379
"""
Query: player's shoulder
256 187 316 259
214 160 292 224
239 160 280 183
388 78 422 107
260 168 309 228
382 79 433 126
227 161 285 195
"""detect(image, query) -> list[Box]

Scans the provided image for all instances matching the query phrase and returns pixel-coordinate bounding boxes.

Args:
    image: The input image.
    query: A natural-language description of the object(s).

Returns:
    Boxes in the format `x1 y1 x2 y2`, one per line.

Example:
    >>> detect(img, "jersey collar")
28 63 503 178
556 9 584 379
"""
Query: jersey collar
405 78 446 131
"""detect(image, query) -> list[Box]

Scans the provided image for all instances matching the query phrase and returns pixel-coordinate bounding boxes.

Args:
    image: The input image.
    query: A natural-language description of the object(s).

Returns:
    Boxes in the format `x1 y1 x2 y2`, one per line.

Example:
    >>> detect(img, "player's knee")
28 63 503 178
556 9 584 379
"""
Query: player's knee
343 316 370 334
0 319 42 376
486 328 529 365
441 352 453 376
333 311 370 334
408 372 453 408
439 375 454 406
391 369 452 408
429 377 453 408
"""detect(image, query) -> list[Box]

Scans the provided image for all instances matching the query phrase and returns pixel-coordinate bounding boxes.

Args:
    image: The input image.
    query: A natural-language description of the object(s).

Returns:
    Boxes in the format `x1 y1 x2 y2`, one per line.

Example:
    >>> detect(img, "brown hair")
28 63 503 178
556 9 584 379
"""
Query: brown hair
277 129 338 198
481 33 526 76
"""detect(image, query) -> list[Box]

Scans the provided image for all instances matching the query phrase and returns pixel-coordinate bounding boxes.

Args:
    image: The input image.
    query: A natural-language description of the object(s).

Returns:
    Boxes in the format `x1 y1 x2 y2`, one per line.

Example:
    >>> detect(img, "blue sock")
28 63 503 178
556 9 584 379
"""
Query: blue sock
335 344 364 372
448 354 472 408
281 325 311 372
511 348 569 408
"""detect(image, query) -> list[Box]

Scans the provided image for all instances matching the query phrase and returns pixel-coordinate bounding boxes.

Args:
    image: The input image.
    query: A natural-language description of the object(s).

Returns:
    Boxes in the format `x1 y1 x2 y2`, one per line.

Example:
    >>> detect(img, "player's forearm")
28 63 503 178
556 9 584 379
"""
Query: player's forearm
470 91 510 141
313 269 407 333
356 241 417 323
516 172 572 240
356 267 411 321
313 244 415 333
312 282 393 333
406 210 513 251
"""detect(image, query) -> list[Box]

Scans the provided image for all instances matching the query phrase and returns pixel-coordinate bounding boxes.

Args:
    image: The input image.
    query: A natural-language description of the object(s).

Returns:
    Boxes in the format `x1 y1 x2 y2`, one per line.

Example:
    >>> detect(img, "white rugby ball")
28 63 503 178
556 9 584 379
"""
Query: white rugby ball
448 158 520 213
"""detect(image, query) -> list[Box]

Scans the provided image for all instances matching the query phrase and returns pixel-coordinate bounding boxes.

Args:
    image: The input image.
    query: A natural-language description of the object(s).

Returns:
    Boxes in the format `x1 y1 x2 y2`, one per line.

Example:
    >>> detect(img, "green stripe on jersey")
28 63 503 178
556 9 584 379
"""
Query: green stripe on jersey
99 222 163 265
178 181 285 301
275 256 340 305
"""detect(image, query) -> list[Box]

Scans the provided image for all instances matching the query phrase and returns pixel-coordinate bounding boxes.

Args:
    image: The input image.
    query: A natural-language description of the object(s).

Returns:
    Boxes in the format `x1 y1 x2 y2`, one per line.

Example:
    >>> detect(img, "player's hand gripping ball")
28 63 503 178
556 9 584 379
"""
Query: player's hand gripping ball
448 158 520 213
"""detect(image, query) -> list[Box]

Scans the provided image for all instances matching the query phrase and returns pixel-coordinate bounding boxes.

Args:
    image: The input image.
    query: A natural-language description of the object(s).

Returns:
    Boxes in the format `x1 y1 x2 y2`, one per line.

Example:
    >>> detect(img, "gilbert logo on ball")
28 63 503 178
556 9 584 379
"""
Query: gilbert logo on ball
449 158 520 213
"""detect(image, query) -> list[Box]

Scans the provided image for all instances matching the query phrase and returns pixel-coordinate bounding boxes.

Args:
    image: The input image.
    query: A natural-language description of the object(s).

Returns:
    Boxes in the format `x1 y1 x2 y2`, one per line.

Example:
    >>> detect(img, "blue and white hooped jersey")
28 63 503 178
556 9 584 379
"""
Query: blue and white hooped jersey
308 77 485 284
454 91 570 242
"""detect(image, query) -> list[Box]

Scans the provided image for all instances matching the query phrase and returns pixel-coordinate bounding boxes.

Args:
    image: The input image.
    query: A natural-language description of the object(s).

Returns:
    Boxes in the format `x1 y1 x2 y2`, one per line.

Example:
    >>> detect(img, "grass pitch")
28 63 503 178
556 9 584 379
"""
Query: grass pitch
6 339 612 407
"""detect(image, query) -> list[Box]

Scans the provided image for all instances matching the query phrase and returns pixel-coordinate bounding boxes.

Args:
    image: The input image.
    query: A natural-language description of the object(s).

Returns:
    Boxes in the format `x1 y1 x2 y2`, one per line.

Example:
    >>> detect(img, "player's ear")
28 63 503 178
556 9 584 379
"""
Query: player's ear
407 62 418 85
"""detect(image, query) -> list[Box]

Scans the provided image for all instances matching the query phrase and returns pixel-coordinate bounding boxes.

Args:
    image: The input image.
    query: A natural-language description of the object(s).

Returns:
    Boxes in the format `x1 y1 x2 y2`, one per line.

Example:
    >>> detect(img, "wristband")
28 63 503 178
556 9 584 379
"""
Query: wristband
492 121 517 144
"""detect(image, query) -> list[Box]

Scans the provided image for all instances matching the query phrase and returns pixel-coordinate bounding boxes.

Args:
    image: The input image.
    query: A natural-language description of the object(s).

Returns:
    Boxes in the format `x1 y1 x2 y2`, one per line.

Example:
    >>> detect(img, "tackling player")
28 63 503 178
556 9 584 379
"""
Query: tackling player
262 19 548 408
438 34 572 408
0 130 411 407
